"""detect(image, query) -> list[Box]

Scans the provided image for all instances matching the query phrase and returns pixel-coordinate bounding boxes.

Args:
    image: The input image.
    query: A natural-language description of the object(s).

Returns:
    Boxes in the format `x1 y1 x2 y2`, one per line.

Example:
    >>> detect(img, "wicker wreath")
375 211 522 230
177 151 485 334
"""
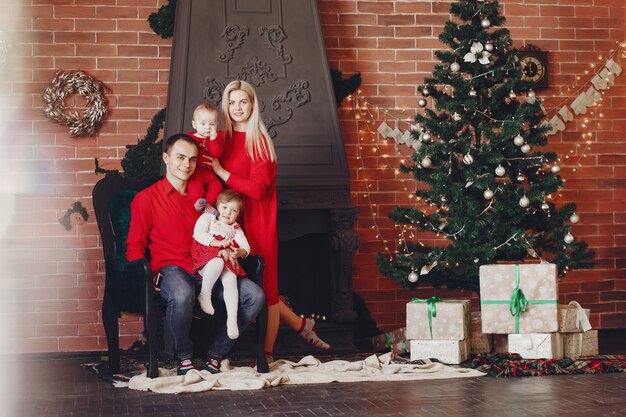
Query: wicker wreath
43 70 109 137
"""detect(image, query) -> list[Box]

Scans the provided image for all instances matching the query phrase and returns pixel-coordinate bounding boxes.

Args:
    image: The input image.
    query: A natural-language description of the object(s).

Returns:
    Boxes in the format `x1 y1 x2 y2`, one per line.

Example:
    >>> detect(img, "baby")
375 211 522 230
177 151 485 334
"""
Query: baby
191 190 249 340
187 103 223 211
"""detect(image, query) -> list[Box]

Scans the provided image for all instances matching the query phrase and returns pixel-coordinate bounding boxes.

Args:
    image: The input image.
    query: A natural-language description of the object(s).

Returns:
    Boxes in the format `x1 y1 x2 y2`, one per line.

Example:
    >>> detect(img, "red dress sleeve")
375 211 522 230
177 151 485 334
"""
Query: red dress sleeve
226 157 276 201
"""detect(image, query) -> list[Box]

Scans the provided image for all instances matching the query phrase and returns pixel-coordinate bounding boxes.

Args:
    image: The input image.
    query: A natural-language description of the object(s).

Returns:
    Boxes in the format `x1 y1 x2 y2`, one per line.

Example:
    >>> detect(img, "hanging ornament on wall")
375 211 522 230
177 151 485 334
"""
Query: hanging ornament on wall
408 271 419 283
495 165 506 176
484 41 494 52
564 233 575 244
483 189 494 200
450 61 461 73
520 144 531 154
421 156 433 168
481 18 491 28
519 195 530 208
570 213 580 223
418 97 427 107
513 134 525 146
551 165 561 174
463 153 474 165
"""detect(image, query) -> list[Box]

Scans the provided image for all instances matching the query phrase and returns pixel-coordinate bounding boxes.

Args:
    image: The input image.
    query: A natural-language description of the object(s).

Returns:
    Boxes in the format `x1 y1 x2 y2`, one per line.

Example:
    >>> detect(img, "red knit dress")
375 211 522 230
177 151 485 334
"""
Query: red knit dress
220 131 279 305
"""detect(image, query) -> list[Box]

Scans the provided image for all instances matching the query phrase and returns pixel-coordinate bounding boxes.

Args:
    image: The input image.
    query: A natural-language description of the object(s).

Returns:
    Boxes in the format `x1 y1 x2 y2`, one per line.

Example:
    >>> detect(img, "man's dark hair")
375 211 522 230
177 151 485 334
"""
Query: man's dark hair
163 133 197 154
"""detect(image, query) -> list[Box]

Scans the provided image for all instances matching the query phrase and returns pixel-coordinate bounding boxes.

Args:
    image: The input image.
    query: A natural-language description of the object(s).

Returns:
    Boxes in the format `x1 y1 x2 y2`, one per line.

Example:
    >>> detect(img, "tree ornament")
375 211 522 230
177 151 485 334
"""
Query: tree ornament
481 18 491 28
570 213 580 224
463 153 474 165
508 89 517 100
450 61 461 73
516 172 525 182
452 112 462 121
408 271 419 283
483 189 494 200
513 134 525 146
551 165 561 174
484 41 494 52
422 132 432 142
469 87 478 97
418 98 427 107
564 233 575 244
527 89 536 100
519 195 530 208
495 165 506 176
421 156 432 168
521 144 531 154
422 86 431 97
541 202 550 211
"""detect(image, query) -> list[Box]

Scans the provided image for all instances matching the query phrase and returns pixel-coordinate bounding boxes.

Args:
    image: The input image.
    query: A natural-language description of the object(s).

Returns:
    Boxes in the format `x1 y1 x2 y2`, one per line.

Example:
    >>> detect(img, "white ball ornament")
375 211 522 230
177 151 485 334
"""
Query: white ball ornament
564 233 575 244
408 271 419 283
541 202 550 211
521 144 531 154
513 134 525 146
450 62 461 73
519 195 530 208
570 213 580 224
516 173 526 182
422 132 432 142
422 87 431 97
528 90 536 100
483 189 494 200
452 112 462 121
469 88 478 97
418 98 427 107
509 90 517 100
481 18 491 28
463 153 474 165
485 42 494 52
551 165 561 174
495 165 506 176
421 156 432 168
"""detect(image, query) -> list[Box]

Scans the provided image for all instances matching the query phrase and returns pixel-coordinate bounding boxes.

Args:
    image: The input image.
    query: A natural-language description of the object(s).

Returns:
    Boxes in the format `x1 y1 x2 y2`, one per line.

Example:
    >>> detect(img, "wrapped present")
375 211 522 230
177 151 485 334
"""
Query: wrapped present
563 330 599 358
409 338 470 364
390 340 410 355
479 263 559 334
558 301 592 333
406 297 470 340
508 333 563 359
470 311 492 354
370 327 406 352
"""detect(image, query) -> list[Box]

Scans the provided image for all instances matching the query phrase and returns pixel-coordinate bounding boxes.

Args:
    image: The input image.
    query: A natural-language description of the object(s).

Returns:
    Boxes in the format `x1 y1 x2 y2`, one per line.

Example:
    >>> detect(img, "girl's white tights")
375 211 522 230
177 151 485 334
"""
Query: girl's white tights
197 258 240 339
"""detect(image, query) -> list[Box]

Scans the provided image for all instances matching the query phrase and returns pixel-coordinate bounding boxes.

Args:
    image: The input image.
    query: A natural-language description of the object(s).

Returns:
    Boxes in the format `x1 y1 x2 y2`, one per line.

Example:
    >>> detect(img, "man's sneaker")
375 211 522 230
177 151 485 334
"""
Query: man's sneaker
177 358 194 375
205 356 220 374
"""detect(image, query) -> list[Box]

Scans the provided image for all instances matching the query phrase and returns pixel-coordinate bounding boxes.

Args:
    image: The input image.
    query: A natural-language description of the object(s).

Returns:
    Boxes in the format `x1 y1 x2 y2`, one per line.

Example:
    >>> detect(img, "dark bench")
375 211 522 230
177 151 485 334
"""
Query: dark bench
92 173 269 377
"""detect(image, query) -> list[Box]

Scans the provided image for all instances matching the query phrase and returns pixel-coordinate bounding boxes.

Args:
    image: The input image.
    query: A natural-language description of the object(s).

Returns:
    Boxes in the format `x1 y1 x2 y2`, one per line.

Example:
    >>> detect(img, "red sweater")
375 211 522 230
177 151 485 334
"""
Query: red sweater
126 177 202 275
221 131 279 305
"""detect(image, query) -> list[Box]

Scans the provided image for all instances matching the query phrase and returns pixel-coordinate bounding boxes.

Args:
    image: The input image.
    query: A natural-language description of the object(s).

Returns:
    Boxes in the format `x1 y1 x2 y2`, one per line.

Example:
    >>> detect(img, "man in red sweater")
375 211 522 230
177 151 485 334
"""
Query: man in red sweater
126 133 265 375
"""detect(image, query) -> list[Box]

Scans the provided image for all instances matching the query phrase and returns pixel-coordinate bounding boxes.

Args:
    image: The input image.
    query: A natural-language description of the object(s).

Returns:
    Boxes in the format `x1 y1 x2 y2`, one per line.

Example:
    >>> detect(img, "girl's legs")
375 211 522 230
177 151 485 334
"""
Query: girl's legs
220 269 239 339
197 258 226 314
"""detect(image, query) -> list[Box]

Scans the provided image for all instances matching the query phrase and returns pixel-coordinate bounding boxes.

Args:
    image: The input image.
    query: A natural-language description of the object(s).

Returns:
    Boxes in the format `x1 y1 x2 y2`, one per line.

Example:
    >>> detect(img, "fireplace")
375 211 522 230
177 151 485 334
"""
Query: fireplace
163 0 358 354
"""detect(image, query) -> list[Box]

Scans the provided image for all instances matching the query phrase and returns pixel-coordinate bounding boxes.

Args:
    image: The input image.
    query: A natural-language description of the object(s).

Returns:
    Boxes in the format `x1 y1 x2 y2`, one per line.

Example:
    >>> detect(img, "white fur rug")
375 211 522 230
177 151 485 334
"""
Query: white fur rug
128 353 484 394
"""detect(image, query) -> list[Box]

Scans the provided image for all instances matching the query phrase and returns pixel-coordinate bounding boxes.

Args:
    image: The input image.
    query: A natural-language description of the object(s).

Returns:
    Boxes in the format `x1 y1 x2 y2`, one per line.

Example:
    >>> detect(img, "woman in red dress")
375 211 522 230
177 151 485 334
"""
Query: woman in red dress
208 80 329 361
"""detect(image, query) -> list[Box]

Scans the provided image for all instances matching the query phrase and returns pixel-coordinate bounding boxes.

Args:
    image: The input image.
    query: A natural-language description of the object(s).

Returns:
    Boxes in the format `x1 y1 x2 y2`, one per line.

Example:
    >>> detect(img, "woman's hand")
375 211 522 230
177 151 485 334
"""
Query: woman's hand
207 157 230 182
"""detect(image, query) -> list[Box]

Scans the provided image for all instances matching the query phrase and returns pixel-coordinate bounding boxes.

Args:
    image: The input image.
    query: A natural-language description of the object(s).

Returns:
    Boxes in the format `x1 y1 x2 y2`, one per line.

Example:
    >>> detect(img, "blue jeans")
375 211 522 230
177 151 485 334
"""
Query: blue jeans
158 265 265 361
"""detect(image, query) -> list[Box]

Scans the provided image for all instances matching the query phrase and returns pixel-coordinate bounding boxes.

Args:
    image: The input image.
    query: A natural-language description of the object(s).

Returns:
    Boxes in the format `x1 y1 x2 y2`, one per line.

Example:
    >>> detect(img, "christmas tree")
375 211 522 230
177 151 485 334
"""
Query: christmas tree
377 0 594 293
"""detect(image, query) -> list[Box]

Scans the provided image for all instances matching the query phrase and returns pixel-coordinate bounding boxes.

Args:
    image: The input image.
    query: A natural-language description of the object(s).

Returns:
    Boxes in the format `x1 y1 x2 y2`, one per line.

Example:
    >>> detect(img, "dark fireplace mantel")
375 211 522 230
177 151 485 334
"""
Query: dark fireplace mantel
163 0 358 353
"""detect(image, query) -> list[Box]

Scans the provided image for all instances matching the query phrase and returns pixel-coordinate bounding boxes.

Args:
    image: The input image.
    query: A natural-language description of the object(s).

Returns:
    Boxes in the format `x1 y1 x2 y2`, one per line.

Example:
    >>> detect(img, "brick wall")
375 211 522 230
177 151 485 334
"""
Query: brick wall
1 0 624 354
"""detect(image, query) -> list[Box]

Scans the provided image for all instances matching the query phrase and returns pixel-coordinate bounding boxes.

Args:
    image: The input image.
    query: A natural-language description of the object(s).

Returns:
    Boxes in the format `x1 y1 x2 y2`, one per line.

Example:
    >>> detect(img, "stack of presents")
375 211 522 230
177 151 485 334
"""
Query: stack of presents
371 263 598 364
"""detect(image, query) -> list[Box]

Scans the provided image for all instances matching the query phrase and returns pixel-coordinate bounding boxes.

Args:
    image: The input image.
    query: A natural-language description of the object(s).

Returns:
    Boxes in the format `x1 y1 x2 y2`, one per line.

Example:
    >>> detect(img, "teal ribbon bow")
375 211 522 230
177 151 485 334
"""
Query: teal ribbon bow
410 296 443 339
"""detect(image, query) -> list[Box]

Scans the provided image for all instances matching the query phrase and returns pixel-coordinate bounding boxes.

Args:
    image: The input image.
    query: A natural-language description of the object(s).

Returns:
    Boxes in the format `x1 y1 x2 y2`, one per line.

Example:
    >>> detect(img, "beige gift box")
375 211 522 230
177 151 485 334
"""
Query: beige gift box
508 333 563 359
406 299 470 340
479 263 559 334
409 338 470 364
558 301 592 333
563 330 599 358
470 311 492 354
370 327 406 352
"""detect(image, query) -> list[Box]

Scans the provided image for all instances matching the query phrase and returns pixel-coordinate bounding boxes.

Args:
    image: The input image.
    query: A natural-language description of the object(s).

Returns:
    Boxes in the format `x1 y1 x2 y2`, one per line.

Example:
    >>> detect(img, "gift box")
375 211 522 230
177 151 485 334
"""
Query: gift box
406 298 470 340
558 301 592 333
469 311 492 354
563 330 598 358
479 263 559 334
409 338 470 364
370 327 406 352
508 333 563 359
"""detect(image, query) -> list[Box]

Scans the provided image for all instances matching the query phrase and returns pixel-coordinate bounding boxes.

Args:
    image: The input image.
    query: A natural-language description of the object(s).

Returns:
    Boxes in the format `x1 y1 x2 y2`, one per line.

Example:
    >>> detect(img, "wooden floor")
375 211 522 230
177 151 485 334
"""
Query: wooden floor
5 352 626 417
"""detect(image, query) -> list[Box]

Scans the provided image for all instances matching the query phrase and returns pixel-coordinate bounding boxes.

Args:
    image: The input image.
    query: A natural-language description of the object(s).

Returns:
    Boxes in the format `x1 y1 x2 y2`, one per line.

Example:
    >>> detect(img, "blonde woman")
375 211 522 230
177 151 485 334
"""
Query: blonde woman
208 80 330 362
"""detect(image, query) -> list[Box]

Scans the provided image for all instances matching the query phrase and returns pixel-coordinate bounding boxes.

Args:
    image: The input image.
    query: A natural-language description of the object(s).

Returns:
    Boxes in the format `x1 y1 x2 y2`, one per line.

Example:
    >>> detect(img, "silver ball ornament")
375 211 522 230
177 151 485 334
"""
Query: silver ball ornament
508 90 517 100
481 18 491 28
516 173 526 182
421 156 432 168
541 202 550 211
422 132 432 142
519 195 530 208
463 153 474 165
484 42 494 52
450 62 461 73
495 165 506 176
521 144 531 154
564 233 575 244
570 213 580 224
469 88 478 97
551 165 561 174
452 112 462 121
483 189 494 200
408 272 419 283
418 98 427 107
422 87 431 97
513 134 525 146
528 90 536 99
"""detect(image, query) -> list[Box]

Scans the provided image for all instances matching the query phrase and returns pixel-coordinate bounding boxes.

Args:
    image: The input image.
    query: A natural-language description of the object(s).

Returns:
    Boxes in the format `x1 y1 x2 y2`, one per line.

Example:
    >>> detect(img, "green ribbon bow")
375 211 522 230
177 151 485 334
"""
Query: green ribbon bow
410 296 443 339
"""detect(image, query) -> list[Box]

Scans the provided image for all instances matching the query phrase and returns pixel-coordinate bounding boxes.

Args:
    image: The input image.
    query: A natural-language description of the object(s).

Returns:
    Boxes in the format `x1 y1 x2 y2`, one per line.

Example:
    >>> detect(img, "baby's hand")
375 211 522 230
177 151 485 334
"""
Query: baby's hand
209 126 217 140
194 198 207 212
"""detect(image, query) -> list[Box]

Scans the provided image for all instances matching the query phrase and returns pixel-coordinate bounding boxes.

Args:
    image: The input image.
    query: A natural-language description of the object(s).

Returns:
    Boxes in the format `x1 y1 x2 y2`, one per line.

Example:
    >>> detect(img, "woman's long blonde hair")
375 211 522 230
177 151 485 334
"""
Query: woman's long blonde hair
221 80 277 162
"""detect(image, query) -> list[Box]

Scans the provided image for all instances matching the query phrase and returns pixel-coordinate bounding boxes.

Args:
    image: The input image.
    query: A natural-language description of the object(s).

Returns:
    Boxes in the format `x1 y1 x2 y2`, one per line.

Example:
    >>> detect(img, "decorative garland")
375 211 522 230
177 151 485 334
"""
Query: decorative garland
43 70 109 137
